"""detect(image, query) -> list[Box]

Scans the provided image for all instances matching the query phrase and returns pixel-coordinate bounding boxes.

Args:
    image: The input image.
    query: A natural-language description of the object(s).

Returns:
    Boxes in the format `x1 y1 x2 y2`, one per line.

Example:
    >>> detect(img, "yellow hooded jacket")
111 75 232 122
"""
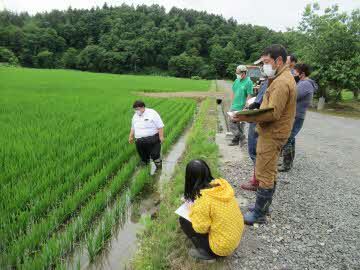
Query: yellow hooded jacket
189 178 244 256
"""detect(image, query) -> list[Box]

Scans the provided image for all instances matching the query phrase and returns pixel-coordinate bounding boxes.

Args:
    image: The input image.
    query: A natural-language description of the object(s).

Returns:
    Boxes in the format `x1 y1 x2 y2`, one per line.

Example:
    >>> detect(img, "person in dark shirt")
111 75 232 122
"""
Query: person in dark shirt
278 63 318 172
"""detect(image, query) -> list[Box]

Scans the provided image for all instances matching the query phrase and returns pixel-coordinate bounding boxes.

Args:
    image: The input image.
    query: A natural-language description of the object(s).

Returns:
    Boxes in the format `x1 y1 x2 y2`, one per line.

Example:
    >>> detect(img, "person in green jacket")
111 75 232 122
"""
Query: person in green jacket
229 65 254 146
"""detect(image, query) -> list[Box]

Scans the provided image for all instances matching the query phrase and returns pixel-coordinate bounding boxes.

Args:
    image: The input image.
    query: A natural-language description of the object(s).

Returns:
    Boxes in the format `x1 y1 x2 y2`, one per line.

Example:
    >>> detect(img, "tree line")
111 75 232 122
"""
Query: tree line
0 3 359 100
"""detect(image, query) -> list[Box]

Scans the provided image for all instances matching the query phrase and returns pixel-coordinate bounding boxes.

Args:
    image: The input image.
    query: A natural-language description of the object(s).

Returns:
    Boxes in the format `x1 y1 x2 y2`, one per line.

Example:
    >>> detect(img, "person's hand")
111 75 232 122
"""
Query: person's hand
128 136 134 144
185 201 194 209
232 114 248 122
181 196 193 208
248 102 260 110
159 136 164 144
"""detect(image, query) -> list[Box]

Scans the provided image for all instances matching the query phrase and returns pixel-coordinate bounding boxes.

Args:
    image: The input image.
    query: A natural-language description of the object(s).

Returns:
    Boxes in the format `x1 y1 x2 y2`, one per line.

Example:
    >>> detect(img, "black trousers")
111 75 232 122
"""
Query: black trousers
135 133 161 164
179 217 219 258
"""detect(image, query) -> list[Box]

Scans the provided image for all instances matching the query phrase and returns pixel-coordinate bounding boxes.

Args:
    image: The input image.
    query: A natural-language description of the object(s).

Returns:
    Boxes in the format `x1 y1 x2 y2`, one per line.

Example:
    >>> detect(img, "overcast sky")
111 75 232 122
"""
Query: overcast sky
1 0 359 31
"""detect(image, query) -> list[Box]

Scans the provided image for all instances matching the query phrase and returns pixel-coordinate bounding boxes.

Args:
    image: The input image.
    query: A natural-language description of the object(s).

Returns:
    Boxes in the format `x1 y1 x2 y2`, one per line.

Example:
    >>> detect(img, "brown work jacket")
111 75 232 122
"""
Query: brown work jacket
248 65 297 140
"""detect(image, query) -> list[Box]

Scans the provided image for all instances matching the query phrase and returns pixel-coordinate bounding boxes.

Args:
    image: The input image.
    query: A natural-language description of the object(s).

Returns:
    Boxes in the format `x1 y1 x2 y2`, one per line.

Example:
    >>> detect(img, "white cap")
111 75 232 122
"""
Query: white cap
236 65 247 72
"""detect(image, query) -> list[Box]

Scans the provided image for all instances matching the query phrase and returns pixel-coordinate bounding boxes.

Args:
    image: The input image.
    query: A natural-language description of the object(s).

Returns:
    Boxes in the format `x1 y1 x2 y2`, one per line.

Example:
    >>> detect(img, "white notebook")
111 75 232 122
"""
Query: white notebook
175 203 191 221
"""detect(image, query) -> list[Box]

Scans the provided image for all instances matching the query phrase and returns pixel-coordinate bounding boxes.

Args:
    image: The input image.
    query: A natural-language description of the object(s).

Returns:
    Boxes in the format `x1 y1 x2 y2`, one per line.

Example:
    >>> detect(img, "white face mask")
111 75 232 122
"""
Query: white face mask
135 110 142 116
236 74 241 79
263 64 276 77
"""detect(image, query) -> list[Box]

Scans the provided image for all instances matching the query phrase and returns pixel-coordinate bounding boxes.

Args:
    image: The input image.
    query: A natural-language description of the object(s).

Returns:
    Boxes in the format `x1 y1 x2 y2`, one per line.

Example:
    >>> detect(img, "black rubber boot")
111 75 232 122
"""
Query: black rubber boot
244 187 274 225
278 144 293 172
154 159 162 172
228 136 240 146
291 142 295 164
248 181 277 215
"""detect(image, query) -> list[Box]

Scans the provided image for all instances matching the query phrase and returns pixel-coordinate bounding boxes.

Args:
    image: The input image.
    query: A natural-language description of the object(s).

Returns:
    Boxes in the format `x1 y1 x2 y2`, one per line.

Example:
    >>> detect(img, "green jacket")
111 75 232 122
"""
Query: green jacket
231 77 253 110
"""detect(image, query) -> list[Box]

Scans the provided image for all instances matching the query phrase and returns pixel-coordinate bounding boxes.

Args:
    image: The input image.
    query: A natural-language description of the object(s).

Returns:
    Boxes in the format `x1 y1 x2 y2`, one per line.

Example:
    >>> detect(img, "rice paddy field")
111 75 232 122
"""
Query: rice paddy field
0 67 210 269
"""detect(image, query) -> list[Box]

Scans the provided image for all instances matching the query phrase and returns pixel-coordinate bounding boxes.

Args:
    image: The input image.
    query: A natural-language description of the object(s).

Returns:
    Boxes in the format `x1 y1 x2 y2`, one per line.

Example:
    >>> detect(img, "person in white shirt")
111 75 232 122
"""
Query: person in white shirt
128 100 165 170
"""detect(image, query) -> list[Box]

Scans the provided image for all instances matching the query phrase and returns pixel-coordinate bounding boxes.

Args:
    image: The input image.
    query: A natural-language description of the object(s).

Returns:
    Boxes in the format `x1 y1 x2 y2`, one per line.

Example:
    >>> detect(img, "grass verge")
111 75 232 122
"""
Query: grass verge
132 97 227 270
310 100 360 119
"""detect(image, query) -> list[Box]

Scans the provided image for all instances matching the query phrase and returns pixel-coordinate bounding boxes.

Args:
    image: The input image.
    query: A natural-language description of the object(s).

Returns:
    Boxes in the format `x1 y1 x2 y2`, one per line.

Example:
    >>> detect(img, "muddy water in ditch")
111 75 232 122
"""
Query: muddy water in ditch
67 130 190 270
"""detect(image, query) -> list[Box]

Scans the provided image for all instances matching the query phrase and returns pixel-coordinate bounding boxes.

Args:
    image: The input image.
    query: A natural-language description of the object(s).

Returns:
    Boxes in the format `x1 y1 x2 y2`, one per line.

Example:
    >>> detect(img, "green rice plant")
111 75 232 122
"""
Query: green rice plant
4 148 138 266
38 103 194 268
129 168 152 198
0 101 135 186
19 157 139 269
1 100 187 254
0 67 202 268
86 233 97 263
1 136 132 248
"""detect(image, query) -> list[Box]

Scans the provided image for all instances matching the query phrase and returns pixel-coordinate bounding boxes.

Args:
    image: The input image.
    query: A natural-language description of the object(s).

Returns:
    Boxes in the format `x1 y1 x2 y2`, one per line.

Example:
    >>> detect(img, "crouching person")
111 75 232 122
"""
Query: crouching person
128 100 164 171
179 159 244 262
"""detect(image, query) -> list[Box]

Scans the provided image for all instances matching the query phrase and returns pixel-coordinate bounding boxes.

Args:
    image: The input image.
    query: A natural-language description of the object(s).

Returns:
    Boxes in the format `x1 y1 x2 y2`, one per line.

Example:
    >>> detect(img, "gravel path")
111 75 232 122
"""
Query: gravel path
216 80 360 270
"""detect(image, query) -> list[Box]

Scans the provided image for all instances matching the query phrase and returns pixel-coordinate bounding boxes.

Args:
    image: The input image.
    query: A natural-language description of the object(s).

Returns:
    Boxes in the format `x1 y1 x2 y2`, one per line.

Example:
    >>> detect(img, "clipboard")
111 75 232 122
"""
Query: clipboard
227 107 274 117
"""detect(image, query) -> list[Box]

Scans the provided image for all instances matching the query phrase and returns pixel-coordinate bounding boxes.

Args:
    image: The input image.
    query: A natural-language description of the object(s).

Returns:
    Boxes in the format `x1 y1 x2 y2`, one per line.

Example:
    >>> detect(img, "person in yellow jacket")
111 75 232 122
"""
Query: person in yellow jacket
179 159 244 262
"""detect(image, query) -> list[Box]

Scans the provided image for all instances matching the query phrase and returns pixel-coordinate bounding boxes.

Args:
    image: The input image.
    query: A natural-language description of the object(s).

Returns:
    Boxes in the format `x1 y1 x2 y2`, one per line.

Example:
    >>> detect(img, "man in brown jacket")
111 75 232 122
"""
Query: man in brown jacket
232 44 297 225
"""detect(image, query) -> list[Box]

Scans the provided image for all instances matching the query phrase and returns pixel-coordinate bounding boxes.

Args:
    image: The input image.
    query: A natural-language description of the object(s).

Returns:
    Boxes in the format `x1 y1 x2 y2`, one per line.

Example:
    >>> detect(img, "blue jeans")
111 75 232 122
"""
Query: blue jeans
284 117 305 149
248 123 258 163
281 117 305 169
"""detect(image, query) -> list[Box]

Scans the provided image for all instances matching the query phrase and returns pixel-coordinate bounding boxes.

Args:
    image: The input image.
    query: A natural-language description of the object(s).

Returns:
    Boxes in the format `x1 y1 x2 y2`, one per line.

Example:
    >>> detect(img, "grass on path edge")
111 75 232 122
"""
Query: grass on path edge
310 100 360 119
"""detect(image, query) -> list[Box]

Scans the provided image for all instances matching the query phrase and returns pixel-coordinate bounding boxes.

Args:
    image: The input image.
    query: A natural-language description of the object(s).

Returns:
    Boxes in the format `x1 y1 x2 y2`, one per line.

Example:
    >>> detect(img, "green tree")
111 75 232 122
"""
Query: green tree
33 50 55 68
102 51 129 73
297 4 360 101
210 42 244 78
0 25 24 55
168 53 204 77
199 64 217 79
77 45 106 72
0 46 19 65
2 4 357 82
62 48 78 69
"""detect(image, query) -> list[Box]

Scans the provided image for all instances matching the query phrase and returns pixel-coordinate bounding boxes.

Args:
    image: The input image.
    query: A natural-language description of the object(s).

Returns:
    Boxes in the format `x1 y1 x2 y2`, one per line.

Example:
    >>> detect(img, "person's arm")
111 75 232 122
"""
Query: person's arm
233 81 289 123
158 127 164 143
230 82 236 104
153 111 165 143
129 116 135 144
189 196 211 234
129 128 134 144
